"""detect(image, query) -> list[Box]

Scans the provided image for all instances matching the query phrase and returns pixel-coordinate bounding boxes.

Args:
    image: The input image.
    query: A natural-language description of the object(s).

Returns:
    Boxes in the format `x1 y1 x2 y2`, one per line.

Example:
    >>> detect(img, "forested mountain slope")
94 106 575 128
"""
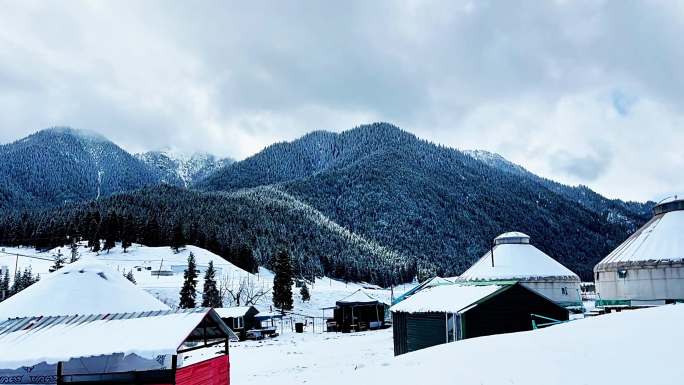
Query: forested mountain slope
0 185 415 285
0 127 159 210
465 150 653 229
203 123 649 280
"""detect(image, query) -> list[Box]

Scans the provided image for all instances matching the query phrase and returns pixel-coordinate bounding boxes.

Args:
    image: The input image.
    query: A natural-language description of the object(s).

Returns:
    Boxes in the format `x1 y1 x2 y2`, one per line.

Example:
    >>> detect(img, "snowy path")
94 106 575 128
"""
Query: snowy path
230 329 394 385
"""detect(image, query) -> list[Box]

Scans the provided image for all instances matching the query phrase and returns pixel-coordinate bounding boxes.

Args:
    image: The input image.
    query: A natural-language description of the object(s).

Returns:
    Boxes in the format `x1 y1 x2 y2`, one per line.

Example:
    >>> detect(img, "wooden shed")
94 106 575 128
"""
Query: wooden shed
332 289 389 332
391 282 569 356
0 308 238 384
215 306 260 340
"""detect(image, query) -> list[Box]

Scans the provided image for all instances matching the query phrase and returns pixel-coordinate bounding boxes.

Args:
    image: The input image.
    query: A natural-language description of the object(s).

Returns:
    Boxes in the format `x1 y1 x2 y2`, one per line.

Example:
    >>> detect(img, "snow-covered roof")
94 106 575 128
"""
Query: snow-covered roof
214 306 256 318
390 284 505 314
391 276 456 305
458 234 579 281
596 208 684 268
0 308 236 370
337 289 387 305
0 258 170 320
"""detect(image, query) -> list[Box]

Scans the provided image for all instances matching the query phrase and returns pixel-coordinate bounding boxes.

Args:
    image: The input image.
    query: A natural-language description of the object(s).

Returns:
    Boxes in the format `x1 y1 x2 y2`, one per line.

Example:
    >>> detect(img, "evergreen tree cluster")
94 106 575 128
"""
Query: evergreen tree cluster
0 185 412 285
0 267 39 302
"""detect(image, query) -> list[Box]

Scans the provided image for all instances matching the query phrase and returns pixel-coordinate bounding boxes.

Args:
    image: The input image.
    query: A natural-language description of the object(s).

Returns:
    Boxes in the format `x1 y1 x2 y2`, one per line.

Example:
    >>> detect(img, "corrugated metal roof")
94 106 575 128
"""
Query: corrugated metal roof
0 308 237 370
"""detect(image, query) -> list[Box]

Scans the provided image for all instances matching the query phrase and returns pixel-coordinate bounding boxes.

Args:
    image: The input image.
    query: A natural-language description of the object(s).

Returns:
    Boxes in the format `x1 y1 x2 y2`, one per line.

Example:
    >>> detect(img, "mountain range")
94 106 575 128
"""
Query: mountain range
0 124 653 282
0 127 231 210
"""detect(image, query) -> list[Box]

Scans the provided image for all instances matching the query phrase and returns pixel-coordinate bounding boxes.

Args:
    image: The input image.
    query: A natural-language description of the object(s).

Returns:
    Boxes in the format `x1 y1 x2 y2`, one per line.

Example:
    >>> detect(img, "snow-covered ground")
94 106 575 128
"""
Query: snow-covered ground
327 304 684 385
231 328 394 385
0 244 412 316
228 304 684 385
3 245 683 384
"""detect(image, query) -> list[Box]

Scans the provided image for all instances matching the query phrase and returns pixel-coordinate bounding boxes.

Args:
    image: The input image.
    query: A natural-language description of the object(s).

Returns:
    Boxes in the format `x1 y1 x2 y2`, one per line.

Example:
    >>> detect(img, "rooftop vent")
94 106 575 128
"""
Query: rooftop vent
494 232 531 245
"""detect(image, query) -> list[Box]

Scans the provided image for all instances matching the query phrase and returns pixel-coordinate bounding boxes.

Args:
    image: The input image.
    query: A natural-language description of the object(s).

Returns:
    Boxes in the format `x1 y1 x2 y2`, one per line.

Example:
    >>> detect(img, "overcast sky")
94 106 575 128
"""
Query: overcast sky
1 1 683 202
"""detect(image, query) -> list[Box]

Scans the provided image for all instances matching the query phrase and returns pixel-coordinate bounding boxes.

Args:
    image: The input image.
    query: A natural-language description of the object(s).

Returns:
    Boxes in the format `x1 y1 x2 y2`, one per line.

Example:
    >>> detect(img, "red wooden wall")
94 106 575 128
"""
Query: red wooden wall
175 355 230 385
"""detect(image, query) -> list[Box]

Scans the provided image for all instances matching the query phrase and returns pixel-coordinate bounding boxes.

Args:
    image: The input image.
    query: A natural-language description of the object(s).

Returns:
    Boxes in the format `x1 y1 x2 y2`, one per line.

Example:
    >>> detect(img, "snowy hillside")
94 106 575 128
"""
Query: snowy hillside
0 244 411 316
328 304 684 385
136 149 232 187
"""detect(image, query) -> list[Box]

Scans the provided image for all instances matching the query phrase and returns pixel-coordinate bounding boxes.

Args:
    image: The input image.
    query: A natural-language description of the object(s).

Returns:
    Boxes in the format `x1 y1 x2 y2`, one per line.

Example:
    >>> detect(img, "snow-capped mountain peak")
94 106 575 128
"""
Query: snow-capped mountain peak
136 148 233 187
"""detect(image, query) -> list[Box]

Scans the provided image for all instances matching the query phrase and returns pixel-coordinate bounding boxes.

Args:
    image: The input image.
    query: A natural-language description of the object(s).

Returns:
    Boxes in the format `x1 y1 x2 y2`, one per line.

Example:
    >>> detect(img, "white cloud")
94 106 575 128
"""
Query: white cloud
0 0 683 201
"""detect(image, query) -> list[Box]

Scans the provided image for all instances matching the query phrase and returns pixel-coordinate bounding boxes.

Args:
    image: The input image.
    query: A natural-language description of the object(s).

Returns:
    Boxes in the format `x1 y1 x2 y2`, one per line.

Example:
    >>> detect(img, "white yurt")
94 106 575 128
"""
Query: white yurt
0 258 170 320
594 197 684 307
457 232 582 308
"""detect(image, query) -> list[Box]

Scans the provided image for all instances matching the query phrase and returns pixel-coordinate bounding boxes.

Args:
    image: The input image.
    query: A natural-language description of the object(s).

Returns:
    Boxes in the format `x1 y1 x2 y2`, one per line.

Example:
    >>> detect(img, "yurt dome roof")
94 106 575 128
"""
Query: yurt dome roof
459 233 579 281
596 199 684 269
0 258 170 320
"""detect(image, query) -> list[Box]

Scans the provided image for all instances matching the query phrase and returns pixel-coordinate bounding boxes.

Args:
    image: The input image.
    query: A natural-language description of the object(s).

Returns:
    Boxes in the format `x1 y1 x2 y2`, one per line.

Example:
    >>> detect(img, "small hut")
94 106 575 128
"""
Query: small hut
0 308 238 384
332 289 388 332
215 306 259 340
390 282 569 356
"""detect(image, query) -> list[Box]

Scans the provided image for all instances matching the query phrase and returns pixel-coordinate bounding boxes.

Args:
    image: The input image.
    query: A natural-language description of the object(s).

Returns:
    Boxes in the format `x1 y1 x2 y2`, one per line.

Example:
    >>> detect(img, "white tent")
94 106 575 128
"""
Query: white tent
0 258 170 320
457 232 581 307
594 197 684 306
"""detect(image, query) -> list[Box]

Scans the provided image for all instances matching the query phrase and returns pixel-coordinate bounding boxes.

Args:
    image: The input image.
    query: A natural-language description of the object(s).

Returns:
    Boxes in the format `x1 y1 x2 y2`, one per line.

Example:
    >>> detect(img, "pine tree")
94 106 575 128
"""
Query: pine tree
87 217 100 251
69 239 79 263
201 261 221 308
143 215 160 247
171 221 185 253
50 252 65 272
103 212 118 252
125 270 137 284
300 282 310 302
10 270 21 295
92 237 101 253
179 252 198 308
121 214 134 253
272 249 293 311
0 269 9 301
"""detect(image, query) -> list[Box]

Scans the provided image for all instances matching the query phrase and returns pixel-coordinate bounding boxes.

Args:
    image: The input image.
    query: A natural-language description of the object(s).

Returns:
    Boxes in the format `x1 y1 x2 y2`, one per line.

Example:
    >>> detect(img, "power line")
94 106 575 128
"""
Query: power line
0 250 55 262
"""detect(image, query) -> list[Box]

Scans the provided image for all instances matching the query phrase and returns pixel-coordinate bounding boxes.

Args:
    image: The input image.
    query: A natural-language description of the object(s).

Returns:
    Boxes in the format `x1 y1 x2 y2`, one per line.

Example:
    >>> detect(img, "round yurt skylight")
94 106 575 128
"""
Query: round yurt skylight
494 232 530 245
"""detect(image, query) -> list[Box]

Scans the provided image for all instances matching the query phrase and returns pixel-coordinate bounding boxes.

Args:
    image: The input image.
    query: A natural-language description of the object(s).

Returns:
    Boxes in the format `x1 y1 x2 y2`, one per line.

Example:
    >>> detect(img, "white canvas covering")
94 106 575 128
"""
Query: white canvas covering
0 258 170 320
0 309 212 370
390 284 504 314
215 306 255 318
459 236 579 281
596 209 684 266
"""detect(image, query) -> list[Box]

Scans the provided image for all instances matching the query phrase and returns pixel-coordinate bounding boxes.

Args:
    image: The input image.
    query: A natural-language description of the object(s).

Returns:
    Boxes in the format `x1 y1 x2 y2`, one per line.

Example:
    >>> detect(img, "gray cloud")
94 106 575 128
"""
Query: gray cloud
0 1 683 201
550 148 613 182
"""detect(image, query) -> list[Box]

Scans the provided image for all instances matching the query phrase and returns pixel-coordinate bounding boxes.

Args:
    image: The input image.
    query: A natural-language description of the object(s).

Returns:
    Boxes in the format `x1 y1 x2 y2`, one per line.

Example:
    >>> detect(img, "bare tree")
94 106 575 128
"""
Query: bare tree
219 274 270 307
